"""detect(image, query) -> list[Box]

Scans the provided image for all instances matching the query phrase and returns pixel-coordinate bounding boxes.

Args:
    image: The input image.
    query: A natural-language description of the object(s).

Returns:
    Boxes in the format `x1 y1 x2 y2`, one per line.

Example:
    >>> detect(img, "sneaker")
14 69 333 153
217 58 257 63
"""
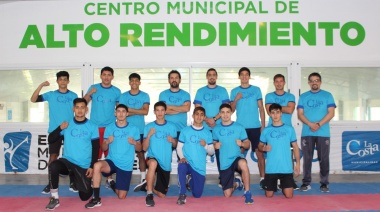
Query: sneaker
218 179 222 188
234 176 243 191
85 198 102 209
293 182 299 190
186 175 192 192
145 194 155 207
109 180 116 193
45 197 60 210
243 191 254 204
320 184 329 192
176 194 187 205
300 184 311 191
134 179 147 192
259 179 264 190
69 182 78 192
41 184 50 194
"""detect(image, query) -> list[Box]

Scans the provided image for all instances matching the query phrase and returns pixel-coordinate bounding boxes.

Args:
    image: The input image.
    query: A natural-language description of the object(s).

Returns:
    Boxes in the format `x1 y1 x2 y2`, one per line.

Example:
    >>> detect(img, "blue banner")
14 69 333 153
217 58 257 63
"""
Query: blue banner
3 131 32 172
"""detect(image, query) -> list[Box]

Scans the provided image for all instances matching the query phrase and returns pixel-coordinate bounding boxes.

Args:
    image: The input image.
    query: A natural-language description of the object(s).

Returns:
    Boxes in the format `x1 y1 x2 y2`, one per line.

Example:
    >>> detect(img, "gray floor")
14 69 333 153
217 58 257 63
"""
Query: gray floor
1 173 379 186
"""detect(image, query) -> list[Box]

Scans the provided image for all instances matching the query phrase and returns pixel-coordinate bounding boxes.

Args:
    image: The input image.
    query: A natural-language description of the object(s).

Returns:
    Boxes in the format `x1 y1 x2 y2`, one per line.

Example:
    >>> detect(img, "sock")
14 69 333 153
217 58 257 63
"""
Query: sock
94 188 100 199
147 191 153 195
50 189 59 199
260 177 264 181
107 178 113 183
141 171 146 181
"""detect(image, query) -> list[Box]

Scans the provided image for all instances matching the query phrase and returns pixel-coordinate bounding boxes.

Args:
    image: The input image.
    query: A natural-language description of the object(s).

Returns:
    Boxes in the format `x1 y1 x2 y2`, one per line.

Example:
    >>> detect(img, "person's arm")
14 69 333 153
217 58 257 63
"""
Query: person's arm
176 142 185 159
297 107 319 132
282 102 296 114
291 141 301 177
48 122 68 143
231 92 242 113
236 139 250 150
166 101 191 114
30 81 49 102
318 107 335 126
258 99 265 131
128 103 149 116
143 128 155 151
83 86 96 103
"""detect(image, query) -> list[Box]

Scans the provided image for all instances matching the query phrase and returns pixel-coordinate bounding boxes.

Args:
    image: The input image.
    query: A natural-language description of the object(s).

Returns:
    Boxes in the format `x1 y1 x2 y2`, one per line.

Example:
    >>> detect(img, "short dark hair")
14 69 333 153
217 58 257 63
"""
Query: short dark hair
56 71 69 80
273 74 285 82
206 68 217 76
73 98 87 106
129 73 141 81
269 103 282 112
116 104 128 112
154 101 167 111
193 106 206 115
308 72 321 81
219 103 232 111
238 67 251 76
168 70 181 79
101 66 114 75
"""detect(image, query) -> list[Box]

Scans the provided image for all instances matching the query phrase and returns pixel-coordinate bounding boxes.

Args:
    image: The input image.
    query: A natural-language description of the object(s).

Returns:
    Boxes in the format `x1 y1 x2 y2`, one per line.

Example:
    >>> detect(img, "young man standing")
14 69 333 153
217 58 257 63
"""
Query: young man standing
297 72 336 192
259 103 300 198
30 71 78 194
176 107 214 205
45 98 99 210
118 73 150 185
264 74 298 189
231 67 266 189
85 104 141 208
159 70 190 137
212 104 254 204
84 66 121 187
135 101 177 207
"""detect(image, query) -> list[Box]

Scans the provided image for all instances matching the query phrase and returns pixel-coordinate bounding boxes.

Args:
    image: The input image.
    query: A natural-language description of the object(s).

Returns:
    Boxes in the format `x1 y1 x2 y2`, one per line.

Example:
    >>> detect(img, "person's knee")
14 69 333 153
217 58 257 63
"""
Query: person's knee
117 193 127 199
284 193 293 199
79 191 92 201
265 192 274 198
193 192 202 198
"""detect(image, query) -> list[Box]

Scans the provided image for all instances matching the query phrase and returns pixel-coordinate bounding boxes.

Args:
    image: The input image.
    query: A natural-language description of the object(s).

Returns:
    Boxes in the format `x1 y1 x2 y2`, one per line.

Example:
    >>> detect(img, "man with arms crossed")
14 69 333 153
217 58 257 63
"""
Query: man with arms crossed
231 67 266 189
45 98 99 210
297 72 336 192
118 73 150 186
213 104 254 204
30 71 78 194
259 103 300 198
176 107 214 205
85 104 141 208
135 102 177 207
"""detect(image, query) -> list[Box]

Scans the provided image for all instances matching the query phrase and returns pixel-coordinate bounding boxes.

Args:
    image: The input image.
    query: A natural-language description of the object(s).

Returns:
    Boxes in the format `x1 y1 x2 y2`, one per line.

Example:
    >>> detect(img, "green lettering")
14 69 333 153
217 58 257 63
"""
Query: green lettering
84 23 109 47
84 3 95 15
270 22 290 46
219 22 227 46
144 23 164 46
215 2 226 14
97 3 107 15
120 23 143 47
167 2 180 14
230 22 256 46
62 24 84 48
167 23 190 46
259 22 267 46
318 22 340 46
245 1 257 13
134 2 144 14
147 2 159 15
46 25 65 48
193 23 216 46
292 22 316 46
340 22 365 46
19 25 45 48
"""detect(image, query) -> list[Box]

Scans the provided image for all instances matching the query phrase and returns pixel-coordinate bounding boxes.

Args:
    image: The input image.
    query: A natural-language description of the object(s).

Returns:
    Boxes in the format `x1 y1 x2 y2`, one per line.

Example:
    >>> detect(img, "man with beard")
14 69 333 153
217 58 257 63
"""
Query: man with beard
297 72 336 192
159 70 191 138
193 68 230 187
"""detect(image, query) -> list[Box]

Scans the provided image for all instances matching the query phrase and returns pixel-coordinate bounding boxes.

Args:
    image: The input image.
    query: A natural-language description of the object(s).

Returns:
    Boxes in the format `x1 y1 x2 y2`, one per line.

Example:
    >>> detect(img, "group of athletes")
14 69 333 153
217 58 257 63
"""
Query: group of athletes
31 66 336 210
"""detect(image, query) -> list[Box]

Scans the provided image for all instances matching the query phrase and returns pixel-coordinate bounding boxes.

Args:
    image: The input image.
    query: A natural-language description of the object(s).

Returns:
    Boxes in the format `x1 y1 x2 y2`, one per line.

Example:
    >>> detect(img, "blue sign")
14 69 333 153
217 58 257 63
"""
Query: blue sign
342 131 380 171
3 131 32 172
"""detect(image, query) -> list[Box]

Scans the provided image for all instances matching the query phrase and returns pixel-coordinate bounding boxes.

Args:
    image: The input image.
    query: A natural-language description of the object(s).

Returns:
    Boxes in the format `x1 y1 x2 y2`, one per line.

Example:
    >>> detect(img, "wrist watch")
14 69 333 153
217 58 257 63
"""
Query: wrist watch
213 117 217 121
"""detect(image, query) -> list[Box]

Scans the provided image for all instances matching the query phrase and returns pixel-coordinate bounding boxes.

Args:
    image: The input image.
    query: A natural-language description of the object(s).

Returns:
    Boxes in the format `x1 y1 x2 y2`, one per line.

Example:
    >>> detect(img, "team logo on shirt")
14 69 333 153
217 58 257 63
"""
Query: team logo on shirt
127 98 143 107
57 95 74 103
96 95 113 103
219 128 235 136
169 96 182 104
3 131 32 172
342 131 380 171
203 93 220 102
306 99 324 108
274 97 285 104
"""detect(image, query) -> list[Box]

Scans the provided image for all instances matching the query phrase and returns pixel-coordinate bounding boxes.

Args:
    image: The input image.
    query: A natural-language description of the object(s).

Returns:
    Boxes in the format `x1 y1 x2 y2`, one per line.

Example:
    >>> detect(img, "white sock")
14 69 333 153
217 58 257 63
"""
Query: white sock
140 171 146 181
107 178 113 183
50 189 59 199
260 177 264 181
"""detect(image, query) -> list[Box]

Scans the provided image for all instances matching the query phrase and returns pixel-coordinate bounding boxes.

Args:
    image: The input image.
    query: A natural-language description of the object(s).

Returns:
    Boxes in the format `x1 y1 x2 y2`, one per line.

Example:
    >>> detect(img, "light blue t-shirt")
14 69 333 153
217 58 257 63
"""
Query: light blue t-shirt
212 122 247 170
193 85 230 130
118 90 150 134
61 118 99 169
41 90 78 133
179 126 213 176
87 83 121 127
230 85 263 129
144 121 177 171
159 89 191 132
104 122 140 171
260 124 297 174
265 91 295 126
297 90 336 137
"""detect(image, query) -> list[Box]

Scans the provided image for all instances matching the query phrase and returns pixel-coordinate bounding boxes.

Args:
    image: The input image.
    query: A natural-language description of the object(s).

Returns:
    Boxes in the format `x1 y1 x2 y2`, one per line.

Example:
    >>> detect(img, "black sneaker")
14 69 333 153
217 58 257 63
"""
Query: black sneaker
218 179 222 188
320 184 329 192
186 175 192 192
134 179 147 192
259 179 264 190
145 194 155 207
41 184 50 194
176 194 186 205
300 184 311 191
45 197 60 210
109 180 116 193
293 182 299 190
85 198 102 209
69 182 78 193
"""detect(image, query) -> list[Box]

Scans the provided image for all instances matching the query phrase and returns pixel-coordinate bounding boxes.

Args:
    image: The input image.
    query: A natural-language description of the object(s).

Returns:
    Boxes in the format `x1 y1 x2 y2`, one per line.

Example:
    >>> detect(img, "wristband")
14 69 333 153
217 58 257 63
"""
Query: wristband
213 117 217 122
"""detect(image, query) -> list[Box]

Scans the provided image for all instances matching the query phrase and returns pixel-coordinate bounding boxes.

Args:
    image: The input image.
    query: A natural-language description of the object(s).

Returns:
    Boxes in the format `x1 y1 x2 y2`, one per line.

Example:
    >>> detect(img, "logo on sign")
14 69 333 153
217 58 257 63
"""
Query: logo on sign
3 131 32 172
346 140 379 157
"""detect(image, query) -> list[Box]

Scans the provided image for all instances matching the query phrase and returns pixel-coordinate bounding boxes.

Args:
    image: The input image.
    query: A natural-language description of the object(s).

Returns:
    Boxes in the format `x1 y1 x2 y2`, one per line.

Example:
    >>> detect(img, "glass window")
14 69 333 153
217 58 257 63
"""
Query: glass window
301 67 380 121
0 69 81 122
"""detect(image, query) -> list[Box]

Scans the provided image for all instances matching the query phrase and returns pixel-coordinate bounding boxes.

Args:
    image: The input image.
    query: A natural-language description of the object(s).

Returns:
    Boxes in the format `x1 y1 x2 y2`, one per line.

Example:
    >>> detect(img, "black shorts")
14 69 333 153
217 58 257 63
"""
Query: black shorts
220 157 244 191
49 135 63 155
246 128 261 151
147 158 170 195
264 173 294 191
